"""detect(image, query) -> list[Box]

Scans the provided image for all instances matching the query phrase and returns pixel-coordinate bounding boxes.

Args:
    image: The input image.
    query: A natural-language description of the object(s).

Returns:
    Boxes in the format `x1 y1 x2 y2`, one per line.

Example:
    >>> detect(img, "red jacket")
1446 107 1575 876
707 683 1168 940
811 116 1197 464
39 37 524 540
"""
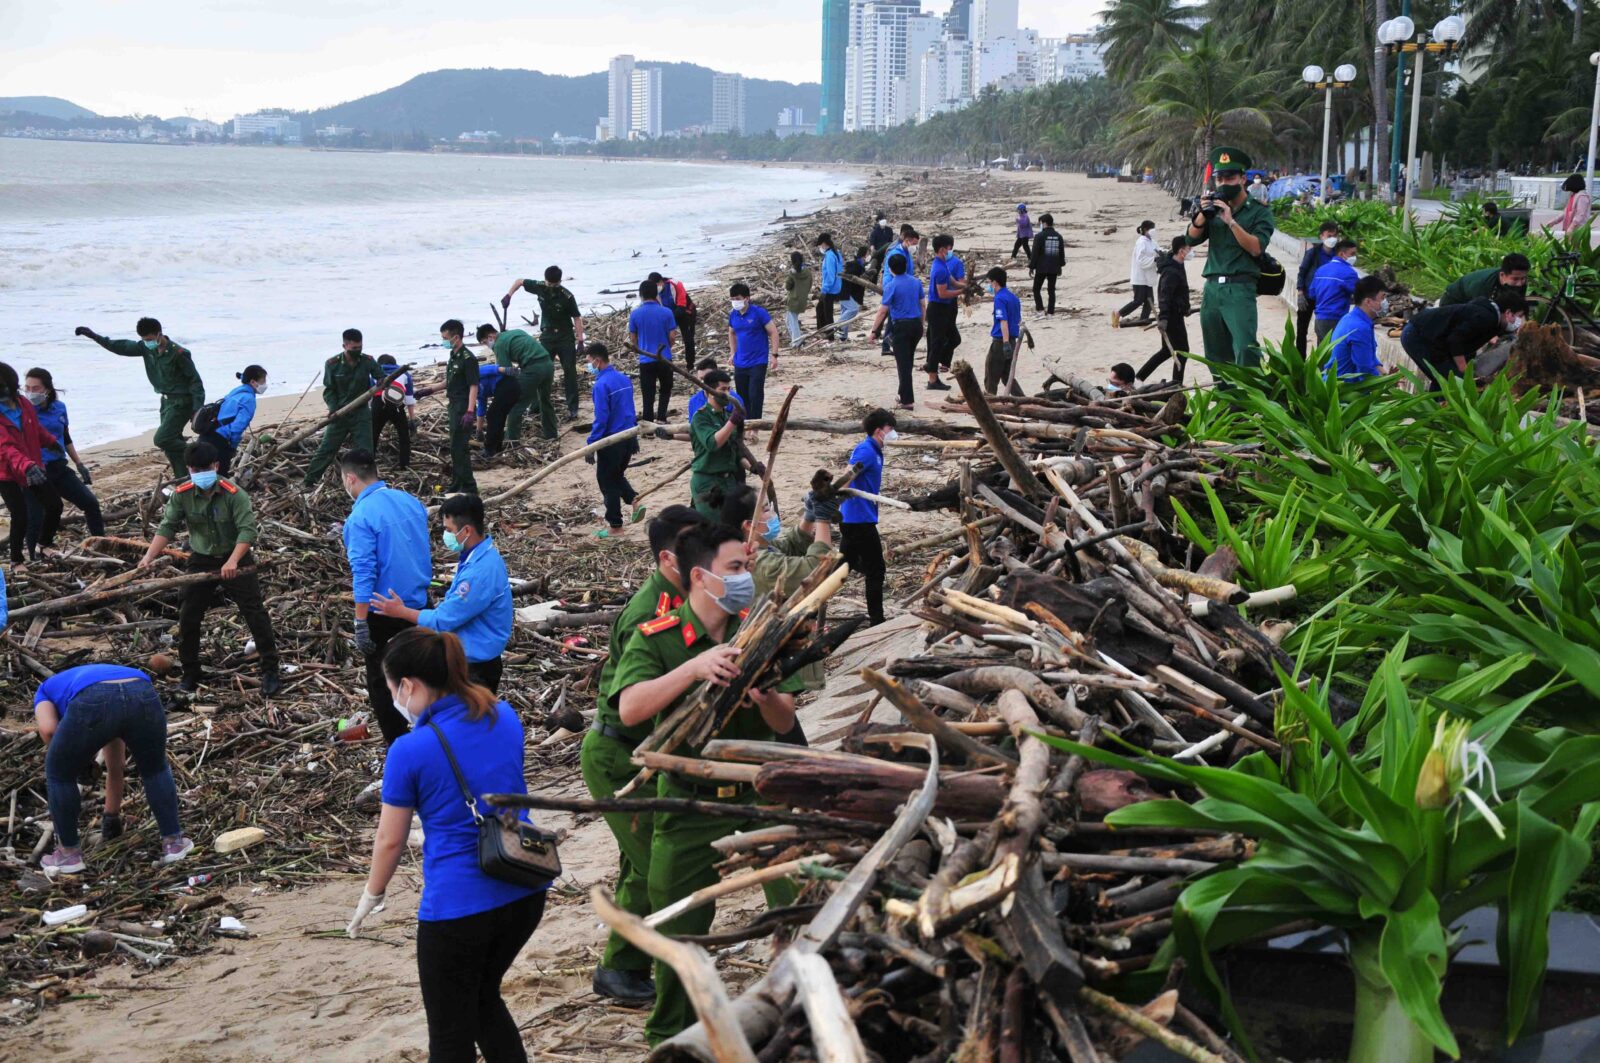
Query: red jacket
0 400 58 483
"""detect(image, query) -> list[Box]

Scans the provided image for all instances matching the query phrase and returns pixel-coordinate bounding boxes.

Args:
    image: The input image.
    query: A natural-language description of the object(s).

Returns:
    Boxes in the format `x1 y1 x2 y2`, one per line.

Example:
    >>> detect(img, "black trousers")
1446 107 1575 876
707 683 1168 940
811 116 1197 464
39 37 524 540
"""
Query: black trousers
1033 272 1059 313
371 399 412 468
890 319 922 406
595 441 638 529
484 374 522 456
39 460 105 546
365 613 416 745
1137 317 1191 383
416 892 546 1063
984 338 1023 395
1401 325 1454 392
1118 285 1154 320
924 302 960 373
638 362 673 423
839 522 886 625
469 656 504 695
0 480 46 562
179 551 280 680
816 293 836 333
1011 237 1033 266
199 432 236 476
1295 298 1316 357
674 310 697 362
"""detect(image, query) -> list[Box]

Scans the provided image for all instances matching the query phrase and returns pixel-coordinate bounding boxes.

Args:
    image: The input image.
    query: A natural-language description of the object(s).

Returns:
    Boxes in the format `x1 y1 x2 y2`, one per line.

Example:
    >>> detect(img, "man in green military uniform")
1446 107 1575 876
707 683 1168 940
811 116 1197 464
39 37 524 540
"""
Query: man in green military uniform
75 317 204 478
1185 147 1276 368
578 505 706 1006
439 319 480 495
1438 253 1530 307
139 439 281 697
610 522 803 1046
303 328 383 488
476 323 557 448
688 370 744 519
504 265 586 422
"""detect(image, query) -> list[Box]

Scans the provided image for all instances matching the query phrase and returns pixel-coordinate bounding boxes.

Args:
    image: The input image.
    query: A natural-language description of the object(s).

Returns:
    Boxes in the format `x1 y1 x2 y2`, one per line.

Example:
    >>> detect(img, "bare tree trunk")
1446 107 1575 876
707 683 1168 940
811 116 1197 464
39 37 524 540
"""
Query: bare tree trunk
1371 0 1391 197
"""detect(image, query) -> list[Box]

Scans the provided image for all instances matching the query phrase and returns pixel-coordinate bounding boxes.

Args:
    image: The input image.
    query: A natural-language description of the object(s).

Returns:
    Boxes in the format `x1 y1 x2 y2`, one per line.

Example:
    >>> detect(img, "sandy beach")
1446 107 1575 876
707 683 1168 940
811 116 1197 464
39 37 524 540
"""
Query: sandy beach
9 166 1288 1062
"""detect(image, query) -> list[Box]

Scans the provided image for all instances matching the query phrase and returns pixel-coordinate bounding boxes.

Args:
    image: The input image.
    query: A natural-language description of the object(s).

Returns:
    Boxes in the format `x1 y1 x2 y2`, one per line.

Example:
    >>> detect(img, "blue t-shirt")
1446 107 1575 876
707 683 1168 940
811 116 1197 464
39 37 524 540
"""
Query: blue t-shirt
380 695 545 921
729 304 774 368
475 364 500 417
929 255 966 305
840 436 884 524
883 273 924 320
35 665 150 720
630 302 678 362
34 400 69 462
991 287 1023 339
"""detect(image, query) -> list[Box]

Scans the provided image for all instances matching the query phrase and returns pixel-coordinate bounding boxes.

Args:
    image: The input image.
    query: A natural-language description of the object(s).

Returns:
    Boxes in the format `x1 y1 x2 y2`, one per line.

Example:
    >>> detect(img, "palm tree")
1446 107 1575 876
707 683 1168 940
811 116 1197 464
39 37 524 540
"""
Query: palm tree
1097 0 1200 85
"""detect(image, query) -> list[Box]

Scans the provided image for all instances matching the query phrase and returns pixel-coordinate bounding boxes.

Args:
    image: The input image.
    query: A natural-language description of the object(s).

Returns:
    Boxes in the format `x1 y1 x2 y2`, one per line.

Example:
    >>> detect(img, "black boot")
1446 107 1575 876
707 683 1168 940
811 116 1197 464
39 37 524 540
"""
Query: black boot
592 966 655 1005
260 672 283 698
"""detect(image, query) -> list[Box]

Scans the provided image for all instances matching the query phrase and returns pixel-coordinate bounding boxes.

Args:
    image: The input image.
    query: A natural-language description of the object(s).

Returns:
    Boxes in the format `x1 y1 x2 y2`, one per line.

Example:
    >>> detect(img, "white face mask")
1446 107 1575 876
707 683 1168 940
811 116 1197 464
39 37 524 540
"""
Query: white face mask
884 429 900 442
1506 316 1524 333
1374 297 1390 316
253 381 268 395
395 682 422 725
732 299 748 313
1345 255 1357 266
1322 236 1339 249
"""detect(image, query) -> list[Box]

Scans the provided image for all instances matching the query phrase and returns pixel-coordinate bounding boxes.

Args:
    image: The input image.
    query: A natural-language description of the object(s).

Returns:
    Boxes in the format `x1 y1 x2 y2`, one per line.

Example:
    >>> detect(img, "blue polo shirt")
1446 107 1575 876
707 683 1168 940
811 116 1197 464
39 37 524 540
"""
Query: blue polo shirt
344 481 432 610
884 241 916 276
35 665 150 721
929 255 966 305
1309 257 1360 321
840 436 884 524
475 364 500 417
991 287 1022 338
1323 305 1383 381
417 536 513 663
380 695 544 921
883 273 924 321
629 301 678 363
687 389 742 421
729 304 774 368
33 400 69 462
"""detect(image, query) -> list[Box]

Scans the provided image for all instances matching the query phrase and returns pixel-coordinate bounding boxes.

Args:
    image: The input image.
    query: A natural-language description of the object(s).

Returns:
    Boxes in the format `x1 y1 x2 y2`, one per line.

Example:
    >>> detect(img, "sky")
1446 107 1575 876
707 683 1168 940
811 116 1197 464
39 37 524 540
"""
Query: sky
0 0 1109 121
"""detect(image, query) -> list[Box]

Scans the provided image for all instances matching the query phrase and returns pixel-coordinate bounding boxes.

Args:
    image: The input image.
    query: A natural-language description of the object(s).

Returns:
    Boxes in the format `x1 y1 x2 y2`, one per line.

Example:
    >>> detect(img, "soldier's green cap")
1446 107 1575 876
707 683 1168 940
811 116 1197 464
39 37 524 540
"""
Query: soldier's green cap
1210 146 1251 174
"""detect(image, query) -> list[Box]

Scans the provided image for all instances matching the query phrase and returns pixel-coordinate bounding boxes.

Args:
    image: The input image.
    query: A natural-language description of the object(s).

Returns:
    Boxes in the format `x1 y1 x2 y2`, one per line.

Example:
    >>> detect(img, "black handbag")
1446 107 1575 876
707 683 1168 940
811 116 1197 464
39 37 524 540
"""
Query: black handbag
1255 251 1287 297
427 721 561 889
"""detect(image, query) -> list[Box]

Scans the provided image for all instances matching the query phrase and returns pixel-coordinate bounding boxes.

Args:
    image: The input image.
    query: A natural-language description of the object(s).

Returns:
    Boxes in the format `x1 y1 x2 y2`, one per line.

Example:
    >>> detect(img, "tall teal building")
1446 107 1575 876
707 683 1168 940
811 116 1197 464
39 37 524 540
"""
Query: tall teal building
818 0 848 134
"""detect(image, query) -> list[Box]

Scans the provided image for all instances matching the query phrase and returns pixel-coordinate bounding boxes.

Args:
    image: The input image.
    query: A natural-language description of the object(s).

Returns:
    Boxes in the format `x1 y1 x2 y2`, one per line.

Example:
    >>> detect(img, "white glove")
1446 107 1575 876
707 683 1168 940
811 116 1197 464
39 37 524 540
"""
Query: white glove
346 890 386 938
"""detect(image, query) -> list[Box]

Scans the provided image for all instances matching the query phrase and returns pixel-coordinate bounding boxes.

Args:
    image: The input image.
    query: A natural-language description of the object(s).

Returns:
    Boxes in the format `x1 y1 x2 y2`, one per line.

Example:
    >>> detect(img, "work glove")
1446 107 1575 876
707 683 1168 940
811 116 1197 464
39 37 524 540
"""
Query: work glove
653 426 673 440
353 618 376 656
802 490 816 522
727 403 746 429
346 890 386 939
24 465 46 488
749 460 767 478
809 490 842 523
501 364 521 378
76 463 92 485
500 294 512 310
74 326 94 338
460 412 477 430
584 453 595 465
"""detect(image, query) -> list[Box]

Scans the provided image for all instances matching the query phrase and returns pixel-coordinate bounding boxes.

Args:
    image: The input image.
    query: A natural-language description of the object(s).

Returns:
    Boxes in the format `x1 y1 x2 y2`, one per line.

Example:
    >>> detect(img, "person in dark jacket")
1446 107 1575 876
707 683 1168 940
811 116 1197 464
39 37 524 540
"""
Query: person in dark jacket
24 367 105 549
1029 214 1066 314
0 361 58 564
1136 239 1193 383
1295 220 1342 355
1400 293 1527 390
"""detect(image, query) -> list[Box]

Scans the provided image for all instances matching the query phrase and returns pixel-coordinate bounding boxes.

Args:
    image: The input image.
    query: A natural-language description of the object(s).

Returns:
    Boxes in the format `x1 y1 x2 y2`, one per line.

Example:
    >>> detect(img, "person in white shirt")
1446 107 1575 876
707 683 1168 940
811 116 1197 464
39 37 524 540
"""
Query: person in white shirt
1112 221 1158 328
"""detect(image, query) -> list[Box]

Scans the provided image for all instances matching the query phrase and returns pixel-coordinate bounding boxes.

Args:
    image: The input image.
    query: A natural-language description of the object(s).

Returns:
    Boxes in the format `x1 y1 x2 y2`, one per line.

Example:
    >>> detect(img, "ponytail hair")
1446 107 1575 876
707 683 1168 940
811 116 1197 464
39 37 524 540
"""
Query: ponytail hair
382 627 496 721
237 365 266 384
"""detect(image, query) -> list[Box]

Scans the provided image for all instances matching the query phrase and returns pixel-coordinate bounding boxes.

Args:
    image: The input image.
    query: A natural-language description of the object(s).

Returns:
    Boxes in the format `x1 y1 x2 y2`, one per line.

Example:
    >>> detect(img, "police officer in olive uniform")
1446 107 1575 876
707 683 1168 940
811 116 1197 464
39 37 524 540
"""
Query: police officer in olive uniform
1185 147 1277 368
505 266 586 422
608 523 803 1046
578 505 706 1006
75 317 204 479
439 319 479 495
688 370 744 519
303 328 383 488
139 439 281 696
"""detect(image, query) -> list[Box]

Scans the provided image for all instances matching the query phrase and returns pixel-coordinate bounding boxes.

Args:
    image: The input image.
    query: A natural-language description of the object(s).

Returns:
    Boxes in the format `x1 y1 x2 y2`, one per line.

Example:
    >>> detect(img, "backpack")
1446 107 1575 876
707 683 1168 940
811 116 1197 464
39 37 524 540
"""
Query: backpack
191 401 230 435
1254 252 1287 298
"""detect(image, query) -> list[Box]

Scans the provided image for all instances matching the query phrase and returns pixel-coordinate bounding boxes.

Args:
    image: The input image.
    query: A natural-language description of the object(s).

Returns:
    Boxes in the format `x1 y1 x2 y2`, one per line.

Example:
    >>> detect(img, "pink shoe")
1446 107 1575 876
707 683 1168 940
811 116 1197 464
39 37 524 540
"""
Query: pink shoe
42 846 86 875
161 835 195 864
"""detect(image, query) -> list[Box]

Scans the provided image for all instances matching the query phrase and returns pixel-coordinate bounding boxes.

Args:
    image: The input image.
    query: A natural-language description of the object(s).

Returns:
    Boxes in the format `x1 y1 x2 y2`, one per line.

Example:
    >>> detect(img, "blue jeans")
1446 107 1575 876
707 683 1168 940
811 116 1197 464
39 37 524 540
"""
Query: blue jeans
837 298 860 340
734 364 768 420
46 680 180 848
784 311 803 347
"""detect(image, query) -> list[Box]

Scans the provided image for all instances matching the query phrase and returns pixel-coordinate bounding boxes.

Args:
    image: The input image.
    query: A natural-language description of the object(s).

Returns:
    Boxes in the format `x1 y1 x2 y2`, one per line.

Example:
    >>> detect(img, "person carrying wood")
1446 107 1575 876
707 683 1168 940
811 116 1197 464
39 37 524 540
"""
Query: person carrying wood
438 320 479 495
370 354 413 470
579 505 706 1006
607 522 804 1046
139 439 281 697
303 329 382 489
688 370 744 519
74 317 204 479
504 265 586 422
839 408 896 626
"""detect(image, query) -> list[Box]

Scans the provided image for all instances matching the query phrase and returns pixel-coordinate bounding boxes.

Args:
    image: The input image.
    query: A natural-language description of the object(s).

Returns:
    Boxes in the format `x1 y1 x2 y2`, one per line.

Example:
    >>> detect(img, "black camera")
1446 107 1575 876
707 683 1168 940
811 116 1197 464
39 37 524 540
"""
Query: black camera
1200 190 1222 218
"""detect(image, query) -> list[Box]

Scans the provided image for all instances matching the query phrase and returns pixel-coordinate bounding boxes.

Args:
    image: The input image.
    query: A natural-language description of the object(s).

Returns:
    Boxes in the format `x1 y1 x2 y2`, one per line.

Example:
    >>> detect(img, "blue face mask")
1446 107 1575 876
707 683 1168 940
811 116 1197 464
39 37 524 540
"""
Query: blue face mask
584 362 598 375
701 568 755 616
143 339 159 350
190 470 219 490
762 516 781 542
443 529 464 553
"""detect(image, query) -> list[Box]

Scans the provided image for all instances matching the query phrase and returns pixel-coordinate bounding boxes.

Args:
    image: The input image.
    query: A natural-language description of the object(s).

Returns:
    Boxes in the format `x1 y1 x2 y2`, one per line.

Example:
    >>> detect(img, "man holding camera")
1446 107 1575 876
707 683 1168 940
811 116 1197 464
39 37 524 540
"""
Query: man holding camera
1185 147 1276 369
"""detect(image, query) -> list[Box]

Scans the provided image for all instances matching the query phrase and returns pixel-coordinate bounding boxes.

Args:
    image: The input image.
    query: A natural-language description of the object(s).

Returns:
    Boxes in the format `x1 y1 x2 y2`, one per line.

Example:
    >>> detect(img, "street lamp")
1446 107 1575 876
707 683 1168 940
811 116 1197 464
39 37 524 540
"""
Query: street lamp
1378 15 1465 229
1302 63 1359 204
1587 51 1600 192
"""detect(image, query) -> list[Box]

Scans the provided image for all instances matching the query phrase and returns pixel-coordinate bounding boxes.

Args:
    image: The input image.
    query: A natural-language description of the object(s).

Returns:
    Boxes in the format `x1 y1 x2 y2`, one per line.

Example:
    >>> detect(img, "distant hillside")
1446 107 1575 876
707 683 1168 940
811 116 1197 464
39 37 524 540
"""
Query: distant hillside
0 96 100 121
302 64 818 139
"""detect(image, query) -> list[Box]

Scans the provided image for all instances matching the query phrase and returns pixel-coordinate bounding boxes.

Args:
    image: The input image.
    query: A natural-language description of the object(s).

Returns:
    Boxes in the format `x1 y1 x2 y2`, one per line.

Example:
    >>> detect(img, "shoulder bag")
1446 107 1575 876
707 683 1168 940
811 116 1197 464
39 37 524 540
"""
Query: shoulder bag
427 720 561 889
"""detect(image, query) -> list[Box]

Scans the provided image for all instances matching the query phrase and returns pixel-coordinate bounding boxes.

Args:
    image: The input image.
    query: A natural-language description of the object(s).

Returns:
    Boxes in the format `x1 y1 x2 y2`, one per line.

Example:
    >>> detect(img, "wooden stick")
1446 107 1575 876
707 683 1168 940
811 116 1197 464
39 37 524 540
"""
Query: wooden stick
951 360 1045 498
859 668 1017 768
471 425 645 510
840 487 911 510
258 363 413 458
1076 985 1229 1063
635 458 694 503
9 564 271 623
745 385 801 553
792 952 870 1063
644 854 834 929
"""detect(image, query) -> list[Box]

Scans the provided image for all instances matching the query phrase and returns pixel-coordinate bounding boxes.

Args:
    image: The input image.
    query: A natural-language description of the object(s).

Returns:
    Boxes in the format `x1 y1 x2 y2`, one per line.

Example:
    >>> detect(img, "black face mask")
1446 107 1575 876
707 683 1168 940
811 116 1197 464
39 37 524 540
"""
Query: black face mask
1218 182 1246 202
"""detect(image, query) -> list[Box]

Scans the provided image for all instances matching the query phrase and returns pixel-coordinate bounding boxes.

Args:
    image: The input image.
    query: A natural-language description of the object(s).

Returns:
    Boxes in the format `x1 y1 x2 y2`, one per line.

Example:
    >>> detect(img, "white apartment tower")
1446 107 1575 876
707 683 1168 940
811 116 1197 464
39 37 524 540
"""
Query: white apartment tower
710 72 747 135
919 36 972 121
606 55 635 141
843 0 923 132
630 66 662 138
971 0 1018 45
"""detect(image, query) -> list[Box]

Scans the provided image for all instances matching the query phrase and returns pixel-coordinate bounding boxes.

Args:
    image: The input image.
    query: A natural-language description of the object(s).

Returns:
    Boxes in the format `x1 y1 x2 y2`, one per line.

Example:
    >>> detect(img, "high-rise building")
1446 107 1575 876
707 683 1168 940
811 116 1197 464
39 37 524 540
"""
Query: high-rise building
895 12 943 125
819 0 849 134
630 67 662 138
843 0 923 132
606 54 635 141
919 36 972 121
971 35 1019 95
232 114 302 142
971 0 1018 45
943 0 972 37
777 107 810 138
710 72 748 135
1049 34 1108 81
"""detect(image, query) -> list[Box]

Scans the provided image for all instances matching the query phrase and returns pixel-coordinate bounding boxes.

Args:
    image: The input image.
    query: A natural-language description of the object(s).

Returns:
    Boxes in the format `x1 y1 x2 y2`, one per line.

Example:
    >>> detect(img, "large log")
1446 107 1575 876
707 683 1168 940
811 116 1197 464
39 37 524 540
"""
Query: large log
951 360 1046 498
753 757 1004 822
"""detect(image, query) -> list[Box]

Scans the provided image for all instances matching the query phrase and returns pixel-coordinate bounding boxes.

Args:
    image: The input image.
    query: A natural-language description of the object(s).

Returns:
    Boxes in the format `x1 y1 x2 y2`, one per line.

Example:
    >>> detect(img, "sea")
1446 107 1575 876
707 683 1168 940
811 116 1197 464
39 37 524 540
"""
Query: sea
0 139 858 446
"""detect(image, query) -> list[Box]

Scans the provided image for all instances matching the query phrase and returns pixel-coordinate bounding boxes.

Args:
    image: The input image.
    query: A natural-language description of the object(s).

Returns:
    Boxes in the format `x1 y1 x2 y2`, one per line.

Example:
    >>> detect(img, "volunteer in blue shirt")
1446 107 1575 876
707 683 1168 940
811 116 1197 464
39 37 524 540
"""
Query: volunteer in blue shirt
198 364 265 477
347 627 547 1063
629 279 680 423
878 227 921 354
1295 220 1342 355
1308 239 1361 346
727 282 780 420
36 664 194 877
838 408 895 627
340 448 433 745
982 267 1024 395
23 367 105 549
867 252 926 411
925 234 967 391
475 362 501 422
815 232 844 336
586 343 645 537
1324 276 1391 382
686 358 743 421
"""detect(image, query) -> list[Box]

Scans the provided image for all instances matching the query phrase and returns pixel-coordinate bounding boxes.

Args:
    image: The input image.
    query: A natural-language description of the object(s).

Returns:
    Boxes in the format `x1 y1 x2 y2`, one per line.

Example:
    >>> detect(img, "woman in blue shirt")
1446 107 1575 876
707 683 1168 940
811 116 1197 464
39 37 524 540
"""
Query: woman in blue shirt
35 664 193 876
24 368 105 550
347 627 546 1062
866 252 926 410
726 282 780 420
203 365 266 476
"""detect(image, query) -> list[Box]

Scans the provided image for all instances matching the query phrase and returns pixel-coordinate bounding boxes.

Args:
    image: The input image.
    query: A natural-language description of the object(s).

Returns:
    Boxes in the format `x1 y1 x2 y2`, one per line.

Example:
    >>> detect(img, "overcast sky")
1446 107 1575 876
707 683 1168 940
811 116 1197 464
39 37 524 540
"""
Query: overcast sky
1 0 1109 120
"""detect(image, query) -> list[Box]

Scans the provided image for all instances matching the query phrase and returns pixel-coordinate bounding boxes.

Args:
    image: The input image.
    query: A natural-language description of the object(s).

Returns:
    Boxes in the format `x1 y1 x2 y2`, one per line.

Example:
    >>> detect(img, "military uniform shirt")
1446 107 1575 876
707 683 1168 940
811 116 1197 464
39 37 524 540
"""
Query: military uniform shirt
1438 267 1504 308
156 479 258 557
1185 197 1276 279
323 352 384 412
522 281 581 342
689 402 740 477
444 346 478 408
593 569 683 739
105 339 205 404
492 329 553 371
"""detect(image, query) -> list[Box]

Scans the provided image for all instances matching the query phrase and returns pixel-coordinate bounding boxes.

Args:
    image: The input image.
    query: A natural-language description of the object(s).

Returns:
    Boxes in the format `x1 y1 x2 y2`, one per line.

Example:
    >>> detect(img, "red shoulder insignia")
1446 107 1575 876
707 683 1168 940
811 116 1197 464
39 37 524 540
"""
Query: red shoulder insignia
217 480 239 494
672 594 684 610
682 622 698 647
655 591 672 617
738 608 750 621
637 614 681 636
174 482 196 493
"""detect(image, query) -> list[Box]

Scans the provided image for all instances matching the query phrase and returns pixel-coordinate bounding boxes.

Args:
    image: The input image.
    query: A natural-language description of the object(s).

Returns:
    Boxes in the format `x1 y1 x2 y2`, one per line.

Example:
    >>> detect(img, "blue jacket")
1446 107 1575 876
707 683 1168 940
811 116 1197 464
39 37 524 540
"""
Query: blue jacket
1323 305 1382 381
475 364 500 417
840 436 884 524
215 383 258 446
0 566 7 629
1296 243 1339 293
820 248 843 295
1308 256 1359 320
33 400 70 463
417 536 513 663
344 481 432 610
588 365 638 444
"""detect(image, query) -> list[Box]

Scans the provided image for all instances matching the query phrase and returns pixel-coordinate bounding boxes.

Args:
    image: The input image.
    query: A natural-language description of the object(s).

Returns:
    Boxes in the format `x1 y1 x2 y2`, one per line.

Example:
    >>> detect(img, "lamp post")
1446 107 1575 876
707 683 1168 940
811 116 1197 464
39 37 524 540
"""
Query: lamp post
1587 51 1600 191
1378 15 1465 229
1302 63 1359 204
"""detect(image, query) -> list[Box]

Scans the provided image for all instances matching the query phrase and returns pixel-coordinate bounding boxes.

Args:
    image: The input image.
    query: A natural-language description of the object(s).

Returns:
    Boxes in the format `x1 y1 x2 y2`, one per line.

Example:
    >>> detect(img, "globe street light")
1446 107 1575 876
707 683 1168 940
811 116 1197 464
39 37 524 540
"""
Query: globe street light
1378 16 1464 229
1303 63 1359 204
